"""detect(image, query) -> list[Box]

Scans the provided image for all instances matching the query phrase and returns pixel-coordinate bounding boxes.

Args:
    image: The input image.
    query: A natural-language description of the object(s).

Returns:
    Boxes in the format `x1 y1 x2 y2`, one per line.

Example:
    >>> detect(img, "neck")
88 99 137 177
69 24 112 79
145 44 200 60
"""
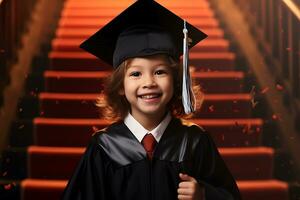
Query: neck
132 111 167 131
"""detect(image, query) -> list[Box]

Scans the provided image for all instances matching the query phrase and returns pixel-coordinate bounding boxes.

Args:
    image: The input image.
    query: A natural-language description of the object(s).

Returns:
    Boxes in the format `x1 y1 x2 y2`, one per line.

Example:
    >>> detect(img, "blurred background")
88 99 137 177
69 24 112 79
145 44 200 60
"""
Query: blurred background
0 0 299 199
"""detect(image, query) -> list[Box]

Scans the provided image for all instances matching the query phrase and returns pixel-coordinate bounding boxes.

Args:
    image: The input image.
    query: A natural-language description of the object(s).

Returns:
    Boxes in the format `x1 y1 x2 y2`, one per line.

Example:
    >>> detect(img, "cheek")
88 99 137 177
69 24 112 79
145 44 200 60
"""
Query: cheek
122 79 136 97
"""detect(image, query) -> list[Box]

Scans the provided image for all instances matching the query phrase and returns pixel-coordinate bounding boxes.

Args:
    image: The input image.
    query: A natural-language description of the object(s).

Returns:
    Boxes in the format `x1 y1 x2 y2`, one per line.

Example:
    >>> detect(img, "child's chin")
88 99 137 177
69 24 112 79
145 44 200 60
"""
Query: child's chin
141 108 166 116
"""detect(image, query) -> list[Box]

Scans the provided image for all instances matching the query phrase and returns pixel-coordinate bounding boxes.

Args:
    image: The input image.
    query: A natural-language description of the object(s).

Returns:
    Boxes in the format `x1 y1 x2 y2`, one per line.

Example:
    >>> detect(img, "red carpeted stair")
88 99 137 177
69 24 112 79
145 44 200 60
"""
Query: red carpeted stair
20 0 289 199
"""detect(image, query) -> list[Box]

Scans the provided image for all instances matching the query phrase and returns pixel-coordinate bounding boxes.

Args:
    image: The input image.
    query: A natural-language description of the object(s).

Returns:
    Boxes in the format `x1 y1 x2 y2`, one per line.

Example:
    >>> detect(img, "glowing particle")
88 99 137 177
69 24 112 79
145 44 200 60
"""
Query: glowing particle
245 141 250 146
221 134 225 141
256 127 261 132
276 84 284 91
92 126 99 132
30 91 35 96
2 171 7 177
272 114 278 120
261 87 269 94
4 184 12 190
233 109 239 113
208 105 214 112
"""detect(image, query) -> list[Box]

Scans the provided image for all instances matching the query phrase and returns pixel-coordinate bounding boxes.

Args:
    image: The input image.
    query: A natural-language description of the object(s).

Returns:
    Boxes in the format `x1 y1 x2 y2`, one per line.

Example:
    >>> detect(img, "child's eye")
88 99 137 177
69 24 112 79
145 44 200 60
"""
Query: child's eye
155 70 167 75
129 71 141 77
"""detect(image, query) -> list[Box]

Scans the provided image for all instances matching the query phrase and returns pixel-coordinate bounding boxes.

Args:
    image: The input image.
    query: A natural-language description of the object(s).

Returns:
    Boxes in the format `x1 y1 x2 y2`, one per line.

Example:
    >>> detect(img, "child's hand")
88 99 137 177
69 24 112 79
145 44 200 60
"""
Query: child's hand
178 173 205 200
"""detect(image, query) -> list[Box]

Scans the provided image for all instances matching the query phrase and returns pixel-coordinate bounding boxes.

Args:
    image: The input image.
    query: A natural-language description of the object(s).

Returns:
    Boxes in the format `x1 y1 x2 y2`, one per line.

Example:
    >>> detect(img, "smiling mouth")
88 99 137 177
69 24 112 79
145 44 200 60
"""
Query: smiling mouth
138 94 162 99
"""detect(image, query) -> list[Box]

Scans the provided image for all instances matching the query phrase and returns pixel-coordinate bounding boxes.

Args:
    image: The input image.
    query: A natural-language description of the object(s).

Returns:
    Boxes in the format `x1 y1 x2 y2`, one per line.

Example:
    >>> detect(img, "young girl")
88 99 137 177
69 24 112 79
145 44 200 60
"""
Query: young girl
61 1 241 200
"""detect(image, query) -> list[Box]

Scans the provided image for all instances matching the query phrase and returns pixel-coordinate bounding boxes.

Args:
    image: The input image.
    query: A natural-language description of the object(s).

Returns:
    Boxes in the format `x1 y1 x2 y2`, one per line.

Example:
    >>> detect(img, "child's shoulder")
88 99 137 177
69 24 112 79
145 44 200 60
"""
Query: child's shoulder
171 118 210 143
175 118 215 150
91 120 124 142
179 118 206 134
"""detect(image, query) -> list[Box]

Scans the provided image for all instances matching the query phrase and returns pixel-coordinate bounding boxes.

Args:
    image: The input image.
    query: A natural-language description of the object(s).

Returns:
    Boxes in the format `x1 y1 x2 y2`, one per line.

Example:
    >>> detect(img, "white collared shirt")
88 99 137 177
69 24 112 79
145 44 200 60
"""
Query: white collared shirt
124 112 172 143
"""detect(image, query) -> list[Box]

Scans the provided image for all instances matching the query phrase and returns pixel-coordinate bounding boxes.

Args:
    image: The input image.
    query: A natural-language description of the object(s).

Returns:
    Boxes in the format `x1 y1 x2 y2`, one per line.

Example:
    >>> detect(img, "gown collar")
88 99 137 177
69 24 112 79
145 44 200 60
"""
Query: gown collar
124 112 172 143
97 117 188 166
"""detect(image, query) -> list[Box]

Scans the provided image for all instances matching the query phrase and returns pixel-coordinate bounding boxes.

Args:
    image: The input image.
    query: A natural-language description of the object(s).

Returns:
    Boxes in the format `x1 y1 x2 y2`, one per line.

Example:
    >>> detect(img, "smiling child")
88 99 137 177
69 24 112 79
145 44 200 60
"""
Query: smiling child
61 1 241 200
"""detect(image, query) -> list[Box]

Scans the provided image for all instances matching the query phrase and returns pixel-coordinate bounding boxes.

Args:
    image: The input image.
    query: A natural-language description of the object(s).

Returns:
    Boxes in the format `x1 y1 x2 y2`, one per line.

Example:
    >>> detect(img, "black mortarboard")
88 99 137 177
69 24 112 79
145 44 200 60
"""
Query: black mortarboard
79 0 207 68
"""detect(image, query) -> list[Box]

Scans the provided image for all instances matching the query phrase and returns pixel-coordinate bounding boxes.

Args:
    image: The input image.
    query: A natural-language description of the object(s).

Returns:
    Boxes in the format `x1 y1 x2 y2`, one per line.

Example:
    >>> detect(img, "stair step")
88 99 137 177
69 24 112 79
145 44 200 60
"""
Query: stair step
64 1 210 9
21 179 65 200
38 93 99 118
237 180 289 200
190 52 236 70
27 146 83 180
56 28 224 39
44 70 110 93
33 118 107 147
198 93 253 118
33 117 263 147
191 118 263 147
0 147 292 184
52 38 230 52
193 71 244 93
26 146 273 180
61 8 215 18
49 51 111 71
221 147 274 180
8 144 292 187
44 71 244 94
38 93 252 118
58 18 219 29
49 51 236 71
20 179 289 200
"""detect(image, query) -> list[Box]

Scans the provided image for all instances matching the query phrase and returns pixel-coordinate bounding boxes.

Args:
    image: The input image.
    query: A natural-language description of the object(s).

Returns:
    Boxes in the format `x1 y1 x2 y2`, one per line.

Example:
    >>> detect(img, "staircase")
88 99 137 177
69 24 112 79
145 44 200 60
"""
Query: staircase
2 0 290 199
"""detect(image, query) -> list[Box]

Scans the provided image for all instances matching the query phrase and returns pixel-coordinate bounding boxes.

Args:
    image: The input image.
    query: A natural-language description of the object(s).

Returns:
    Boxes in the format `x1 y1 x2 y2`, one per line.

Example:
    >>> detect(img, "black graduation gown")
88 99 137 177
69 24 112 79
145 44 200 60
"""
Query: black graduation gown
61 118 241 200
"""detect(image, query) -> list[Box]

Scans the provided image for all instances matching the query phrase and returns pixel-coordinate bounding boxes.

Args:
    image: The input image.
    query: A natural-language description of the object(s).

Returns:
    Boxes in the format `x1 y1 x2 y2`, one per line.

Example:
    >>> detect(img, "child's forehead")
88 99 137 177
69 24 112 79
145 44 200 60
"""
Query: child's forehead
126 55 173 69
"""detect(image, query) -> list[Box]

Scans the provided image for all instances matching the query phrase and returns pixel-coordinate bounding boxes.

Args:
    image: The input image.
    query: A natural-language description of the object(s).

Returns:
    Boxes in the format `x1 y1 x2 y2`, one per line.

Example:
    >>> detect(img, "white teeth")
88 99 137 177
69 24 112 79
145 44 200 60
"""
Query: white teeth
140 94 160 99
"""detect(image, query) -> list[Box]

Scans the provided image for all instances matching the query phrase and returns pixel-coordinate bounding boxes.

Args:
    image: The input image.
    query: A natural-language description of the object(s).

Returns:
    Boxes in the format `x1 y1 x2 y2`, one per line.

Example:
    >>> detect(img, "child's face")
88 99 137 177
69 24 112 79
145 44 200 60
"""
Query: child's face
121 54 174 121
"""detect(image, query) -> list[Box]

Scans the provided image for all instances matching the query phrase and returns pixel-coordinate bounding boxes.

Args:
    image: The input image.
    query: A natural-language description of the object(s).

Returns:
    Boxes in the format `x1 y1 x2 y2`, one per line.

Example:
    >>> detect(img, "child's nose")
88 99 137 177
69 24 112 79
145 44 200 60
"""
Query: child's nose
142 75 157 88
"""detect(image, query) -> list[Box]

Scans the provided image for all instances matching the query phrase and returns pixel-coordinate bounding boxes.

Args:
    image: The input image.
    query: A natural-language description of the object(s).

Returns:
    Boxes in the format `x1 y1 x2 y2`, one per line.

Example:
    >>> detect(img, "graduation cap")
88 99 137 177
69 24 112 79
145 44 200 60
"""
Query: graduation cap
80 0 207 114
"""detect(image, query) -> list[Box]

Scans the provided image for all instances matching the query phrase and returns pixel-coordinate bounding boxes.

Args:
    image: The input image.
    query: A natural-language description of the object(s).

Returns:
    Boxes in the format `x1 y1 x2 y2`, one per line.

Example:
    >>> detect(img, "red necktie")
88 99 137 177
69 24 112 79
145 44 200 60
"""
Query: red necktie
142 133 157 160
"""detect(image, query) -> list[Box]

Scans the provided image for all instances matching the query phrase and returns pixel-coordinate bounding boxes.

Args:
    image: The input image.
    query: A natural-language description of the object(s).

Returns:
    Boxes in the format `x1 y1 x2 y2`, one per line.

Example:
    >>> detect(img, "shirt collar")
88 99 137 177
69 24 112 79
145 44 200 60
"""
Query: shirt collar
124 112 172 143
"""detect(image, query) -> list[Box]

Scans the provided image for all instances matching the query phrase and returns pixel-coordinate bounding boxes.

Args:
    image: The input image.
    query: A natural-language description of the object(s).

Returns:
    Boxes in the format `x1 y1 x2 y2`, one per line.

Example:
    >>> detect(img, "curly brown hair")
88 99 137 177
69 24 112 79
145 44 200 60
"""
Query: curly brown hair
96 54 204 122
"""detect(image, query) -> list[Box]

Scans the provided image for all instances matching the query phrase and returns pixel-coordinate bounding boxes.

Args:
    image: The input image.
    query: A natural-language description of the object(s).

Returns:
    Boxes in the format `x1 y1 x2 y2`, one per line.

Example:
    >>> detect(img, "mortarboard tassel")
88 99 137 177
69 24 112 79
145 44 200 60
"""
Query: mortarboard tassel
182 20 196 114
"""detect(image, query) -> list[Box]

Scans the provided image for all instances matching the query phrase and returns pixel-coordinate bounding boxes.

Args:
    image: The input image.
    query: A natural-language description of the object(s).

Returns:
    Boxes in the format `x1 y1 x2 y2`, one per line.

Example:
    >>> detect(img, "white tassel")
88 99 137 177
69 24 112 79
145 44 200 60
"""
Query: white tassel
182 20 196 114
